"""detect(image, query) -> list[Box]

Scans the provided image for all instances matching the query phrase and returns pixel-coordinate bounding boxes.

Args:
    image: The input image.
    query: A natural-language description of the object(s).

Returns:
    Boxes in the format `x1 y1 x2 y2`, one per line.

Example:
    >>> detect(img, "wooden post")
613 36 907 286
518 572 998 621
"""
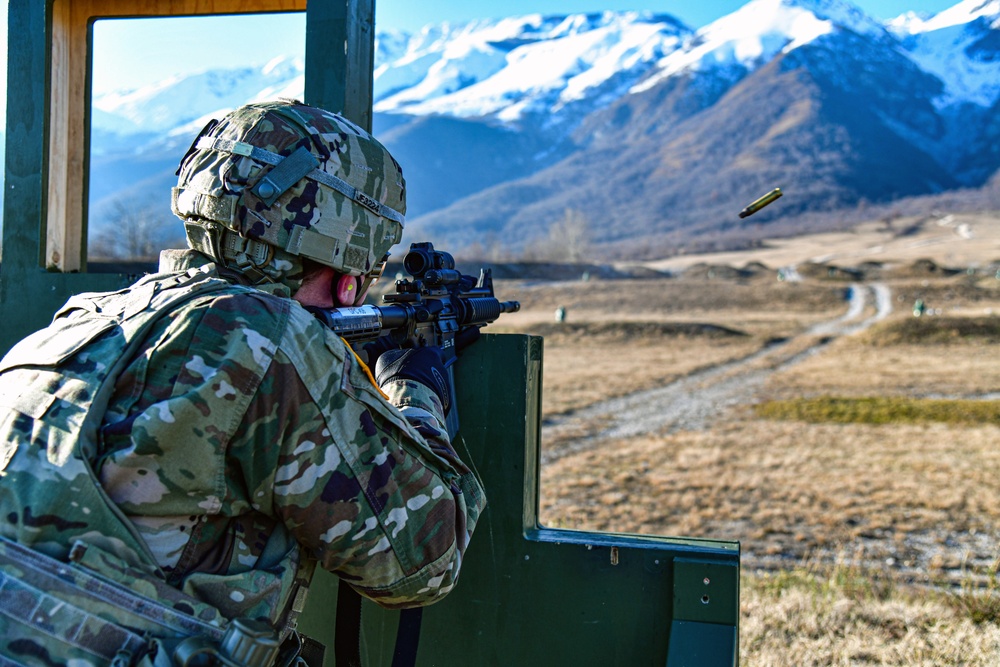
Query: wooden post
1 0 329 352
305 0 376 130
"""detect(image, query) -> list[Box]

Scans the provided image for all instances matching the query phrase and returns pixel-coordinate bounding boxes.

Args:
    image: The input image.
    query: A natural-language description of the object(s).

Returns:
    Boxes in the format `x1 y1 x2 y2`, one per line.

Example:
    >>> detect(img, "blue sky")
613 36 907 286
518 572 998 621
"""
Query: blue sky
0 0 966 105
377 0 958 31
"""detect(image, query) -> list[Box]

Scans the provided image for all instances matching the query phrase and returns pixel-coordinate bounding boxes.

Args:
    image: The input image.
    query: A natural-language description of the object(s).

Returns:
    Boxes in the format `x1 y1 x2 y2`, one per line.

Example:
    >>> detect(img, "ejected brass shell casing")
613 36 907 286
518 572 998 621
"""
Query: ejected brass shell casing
738 188 783 218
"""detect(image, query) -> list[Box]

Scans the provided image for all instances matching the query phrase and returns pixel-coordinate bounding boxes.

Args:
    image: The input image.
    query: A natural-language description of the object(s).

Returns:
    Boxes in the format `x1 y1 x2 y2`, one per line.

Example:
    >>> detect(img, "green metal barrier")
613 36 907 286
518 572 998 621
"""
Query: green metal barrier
297 334 740 666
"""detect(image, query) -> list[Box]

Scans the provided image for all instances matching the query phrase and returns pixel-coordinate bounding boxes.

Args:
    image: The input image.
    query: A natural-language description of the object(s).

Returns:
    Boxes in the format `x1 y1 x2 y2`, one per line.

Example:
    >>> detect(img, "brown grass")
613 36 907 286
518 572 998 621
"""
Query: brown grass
511 222 1000 664
766 322 1000 399
495 278 848 417
541 420 1000 570
639 211 1000 274
497 278 847 329
742 563 1000 665
865 313 1000 345
536 329 757 416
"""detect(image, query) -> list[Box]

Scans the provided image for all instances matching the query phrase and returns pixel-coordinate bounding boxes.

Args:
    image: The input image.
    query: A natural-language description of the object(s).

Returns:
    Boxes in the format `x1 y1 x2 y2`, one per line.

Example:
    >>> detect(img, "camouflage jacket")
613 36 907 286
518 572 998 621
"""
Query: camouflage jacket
0 250 486 628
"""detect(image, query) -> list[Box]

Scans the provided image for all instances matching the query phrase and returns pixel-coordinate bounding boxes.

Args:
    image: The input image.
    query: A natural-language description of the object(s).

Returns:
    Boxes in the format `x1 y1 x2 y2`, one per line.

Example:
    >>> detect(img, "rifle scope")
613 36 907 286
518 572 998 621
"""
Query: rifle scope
403 243 455 278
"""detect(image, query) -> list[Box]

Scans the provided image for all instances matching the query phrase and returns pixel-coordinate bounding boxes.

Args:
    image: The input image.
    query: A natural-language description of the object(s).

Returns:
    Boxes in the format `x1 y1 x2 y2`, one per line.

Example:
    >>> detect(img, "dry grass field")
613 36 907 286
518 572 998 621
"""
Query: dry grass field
493 211 1000 665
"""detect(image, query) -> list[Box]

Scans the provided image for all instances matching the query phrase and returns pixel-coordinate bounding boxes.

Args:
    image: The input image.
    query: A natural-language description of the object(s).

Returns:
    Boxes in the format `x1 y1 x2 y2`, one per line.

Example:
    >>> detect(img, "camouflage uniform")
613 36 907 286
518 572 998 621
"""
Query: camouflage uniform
0 246 485 606
0 101 486 664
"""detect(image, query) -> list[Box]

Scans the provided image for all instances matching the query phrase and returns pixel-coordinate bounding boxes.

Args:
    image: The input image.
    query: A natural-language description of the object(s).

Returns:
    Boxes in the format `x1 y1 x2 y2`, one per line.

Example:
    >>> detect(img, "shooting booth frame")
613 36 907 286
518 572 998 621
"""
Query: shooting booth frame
1 1 741 664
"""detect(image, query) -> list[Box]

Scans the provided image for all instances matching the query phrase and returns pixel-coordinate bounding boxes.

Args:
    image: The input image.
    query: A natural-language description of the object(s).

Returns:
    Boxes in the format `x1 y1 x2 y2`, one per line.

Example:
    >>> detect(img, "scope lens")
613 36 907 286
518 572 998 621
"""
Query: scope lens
403 249 430 276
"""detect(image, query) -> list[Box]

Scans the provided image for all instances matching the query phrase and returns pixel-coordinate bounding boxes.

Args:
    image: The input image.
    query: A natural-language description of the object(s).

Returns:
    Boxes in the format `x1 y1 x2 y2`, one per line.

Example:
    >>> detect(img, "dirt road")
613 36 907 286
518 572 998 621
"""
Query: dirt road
542 282 893 463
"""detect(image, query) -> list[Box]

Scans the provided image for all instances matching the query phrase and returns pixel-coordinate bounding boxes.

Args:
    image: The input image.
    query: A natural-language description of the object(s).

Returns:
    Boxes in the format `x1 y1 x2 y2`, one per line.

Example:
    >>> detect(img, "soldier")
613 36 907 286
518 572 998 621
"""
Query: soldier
0 101 485 665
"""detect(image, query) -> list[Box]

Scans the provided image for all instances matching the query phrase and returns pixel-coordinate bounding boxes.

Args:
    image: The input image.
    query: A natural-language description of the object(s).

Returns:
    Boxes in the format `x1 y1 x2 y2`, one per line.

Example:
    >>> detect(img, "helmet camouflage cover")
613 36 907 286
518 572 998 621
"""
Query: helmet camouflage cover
173 100 405 281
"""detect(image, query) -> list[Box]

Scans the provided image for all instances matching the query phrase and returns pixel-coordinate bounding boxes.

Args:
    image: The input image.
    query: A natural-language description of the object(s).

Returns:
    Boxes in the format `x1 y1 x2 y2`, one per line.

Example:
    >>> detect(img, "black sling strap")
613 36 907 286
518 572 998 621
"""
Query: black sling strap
390 608 423 667
335 579 363 667
335 580 423 667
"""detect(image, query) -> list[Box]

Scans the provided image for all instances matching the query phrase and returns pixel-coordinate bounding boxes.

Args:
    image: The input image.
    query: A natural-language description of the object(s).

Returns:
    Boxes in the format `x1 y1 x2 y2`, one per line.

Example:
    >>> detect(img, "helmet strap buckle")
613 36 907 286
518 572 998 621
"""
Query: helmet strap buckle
355 254 389 305
222 230 274 284
184 220 227 263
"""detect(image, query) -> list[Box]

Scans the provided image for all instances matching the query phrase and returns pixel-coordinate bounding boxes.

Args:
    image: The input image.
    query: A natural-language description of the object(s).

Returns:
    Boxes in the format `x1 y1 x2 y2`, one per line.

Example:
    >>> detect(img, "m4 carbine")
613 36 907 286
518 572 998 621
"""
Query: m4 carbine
308 242 520 435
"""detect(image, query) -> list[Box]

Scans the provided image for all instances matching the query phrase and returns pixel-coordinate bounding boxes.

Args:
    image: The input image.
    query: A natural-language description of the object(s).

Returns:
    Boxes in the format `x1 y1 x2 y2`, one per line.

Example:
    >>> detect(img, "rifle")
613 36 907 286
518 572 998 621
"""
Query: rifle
308 242 520 435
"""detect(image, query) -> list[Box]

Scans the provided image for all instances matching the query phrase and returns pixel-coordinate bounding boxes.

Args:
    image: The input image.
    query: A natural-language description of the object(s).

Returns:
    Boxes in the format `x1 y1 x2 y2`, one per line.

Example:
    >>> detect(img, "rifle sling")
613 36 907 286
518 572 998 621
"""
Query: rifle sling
334 580 423 667
391 608 423 667
335 579 362 667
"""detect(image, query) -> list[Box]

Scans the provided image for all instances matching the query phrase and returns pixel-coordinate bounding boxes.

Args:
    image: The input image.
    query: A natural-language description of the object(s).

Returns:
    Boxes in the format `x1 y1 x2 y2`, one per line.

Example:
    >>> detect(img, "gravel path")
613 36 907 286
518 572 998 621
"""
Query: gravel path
541 283 893 464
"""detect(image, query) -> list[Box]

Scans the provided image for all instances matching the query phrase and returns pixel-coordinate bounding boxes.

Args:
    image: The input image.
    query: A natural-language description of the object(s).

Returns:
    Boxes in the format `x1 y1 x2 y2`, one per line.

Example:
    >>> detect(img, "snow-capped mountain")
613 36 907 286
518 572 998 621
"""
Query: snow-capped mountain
91 0 999 141
93 56 304 136
890 0 1000 108
634 0 891 93
86 0 1000 259
92 12 692 142
372 12 689 130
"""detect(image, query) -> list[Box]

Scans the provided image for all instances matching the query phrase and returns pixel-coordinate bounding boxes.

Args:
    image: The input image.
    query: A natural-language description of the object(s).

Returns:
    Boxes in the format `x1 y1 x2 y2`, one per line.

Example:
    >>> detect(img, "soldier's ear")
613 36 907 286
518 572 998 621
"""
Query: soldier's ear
335 274 362 306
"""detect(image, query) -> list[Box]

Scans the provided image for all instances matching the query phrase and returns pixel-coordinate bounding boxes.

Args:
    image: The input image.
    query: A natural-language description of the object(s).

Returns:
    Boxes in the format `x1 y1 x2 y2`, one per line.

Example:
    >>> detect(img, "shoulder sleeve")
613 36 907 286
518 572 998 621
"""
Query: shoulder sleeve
236 305 486 609
99 287 289 568
100 289 289 497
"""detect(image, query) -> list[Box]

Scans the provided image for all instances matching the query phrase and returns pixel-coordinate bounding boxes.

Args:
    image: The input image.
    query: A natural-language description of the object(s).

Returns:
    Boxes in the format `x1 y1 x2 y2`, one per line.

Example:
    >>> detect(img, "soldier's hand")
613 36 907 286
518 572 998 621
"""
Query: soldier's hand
375 347 452 412
360 335 399 368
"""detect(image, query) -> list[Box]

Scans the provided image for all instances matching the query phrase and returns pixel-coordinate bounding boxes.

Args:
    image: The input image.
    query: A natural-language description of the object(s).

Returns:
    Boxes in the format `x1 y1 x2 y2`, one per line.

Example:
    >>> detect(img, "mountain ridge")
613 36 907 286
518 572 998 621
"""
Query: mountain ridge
84 0 1000 259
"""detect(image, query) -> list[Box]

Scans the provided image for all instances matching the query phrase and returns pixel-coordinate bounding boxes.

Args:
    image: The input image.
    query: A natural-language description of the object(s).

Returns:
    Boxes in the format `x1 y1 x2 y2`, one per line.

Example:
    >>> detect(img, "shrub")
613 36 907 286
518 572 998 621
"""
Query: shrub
754 396 1000 425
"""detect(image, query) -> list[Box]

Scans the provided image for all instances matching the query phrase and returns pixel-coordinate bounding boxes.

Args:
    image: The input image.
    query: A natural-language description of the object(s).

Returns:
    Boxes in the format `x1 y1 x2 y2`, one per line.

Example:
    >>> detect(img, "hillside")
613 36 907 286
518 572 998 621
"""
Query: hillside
403 54 961 258
77 0 1000 261
403 1 998 258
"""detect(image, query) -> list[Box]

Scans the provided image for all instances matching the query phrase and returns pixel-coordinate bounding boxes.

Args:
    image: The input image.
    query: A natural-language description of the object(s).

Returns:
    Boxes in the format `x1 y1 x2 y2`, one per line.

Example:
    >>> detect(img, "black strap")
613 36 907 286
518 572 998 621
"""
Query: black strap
390 608 423 667
298 635 327 667
277 631 326 667
335 579 363 667
334 580 424 667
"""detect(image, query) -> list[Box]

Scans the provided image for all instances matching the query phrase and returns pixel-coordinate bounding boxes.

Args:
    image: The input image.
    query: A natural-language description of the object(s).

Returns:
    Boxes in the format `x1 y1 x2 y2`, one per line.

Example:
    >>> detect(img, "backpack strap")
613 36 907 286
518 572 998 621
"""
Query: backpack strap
334 581 423 667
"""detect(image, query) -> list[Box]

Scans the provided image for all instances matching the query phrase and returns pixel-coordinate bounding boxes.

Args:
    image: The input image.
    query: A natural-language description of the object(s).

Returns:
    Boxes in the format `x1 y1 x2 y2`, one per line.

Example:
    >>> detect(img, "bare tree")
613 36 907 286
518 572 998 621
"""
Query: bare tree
90 198 181 261
987 172 1000 212
464 231 512 263
534 207 592 262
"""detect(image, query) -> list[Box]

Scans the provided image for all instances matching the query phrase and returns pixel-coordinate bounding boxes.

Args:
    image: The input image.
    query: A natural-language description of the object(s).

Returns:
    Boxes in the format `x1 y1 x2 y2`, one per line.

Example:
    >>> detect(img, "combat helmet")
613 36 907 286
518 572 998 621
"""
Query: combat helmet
172 100 405 291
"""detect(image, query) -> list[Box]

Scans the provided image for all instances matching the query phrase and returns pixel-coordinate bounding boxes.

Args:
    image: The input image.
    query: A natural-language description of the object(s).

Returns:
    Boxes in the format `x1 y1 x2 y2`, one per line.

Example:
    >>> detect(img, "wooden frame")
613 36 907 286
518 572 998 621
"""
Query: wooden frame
45 0 306 272
1 0 372 353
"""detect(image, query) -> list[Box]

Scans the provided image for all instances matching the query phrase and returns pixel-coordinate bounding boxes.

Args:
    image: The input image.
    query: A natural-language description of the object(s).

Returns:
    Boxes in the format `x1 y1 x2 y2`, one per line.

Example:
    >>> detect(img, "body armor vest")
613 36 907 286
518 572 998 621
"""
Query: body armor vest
0 267 305 666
